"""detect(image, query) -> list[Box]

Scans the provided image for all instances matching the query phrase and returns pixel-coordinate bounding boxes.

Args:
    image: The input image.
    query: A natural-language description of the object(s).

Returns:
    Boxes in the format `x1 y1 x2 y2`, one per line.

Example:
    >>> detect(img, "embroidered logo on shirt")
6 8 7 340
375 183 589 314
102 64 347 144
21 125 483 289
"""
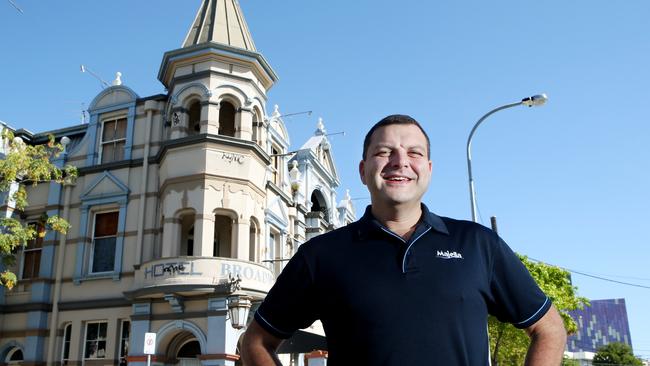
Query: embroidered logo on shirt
436 250 463 259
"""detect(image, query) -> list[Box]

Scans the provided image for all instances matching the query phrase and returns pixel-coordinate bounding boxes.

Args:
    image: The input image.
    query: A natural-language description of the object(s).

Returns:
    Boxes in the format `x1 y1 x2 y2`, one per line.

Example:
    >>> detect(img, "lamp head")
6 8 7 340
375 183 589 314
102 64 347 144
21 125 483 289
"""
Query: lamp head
522 93 548 107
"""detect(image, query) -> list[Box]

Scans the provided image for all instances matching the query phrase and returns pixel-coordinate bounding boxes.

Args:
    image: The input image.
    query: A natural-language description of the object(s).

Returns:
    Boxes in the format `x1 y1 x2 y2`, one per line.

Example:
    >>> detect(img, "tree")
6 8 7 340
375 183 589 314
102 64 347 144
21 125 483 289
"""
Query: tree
0 129 77 289
561 357 580 366
488 255 590 365
593 342 643 366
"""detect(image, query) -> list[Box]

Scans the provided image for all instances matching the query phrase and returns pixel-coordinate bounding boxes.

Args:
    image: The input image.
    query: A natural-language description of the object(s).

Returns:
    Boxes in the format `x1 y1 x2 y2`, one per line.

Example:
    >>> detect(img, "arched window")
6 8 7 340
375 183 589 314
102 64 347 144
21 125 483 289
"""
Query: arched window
219 101 236 137
311 192 322 212
214 215 233 257
6 347 23 365
311 191 328 214
179 212 196 256
252 108 262 143
249 218 259 262
188 101 201 135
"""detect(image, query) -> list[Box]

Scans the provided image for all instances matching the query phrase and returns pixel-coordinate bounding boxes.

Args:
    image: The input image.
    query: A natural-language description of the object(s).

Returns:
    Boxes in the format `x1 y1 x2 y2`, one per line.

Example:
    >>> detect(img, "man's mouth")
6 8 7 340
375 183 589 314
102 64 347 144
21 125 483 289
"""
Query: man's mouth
383 175 412 182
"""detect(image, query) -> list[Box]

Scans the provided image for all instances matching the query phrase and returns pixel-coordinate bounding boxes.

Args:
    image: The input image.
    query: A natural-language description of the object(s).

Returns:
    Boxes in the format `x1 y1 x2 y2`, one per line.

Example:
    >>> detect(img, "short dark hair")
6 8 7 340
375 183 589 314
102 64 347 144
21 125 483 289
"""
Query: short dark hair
362 114 430 160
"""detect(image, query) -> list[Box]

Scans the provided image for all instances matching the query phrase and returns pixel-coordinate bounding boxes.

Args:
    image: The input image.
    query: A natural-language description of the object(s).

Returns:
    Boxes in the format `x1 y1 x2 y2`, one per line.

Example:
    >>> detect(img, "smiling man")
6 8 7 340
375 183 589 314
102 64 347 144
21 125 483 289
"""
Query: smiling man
242 115 567 365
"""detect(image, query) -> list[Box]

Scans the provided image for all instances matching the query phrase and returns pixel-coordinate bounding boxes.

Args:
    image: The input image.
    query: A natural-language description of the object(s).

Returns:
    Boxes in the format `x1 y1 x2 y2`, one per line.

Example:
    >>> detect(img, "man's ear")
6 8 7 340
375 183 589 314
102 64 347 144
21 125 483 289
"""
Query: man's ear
359 160 367 185
428 160 433 173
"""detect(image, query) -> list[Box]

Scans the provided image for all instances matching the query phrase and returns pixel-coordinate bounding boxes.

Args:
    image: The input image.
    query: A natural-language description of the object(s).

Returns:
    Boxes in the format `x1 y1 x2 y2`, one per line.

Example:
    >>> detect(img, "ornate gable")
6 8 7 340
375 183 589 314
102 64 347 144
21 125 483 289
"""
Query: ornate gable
80 171 130 202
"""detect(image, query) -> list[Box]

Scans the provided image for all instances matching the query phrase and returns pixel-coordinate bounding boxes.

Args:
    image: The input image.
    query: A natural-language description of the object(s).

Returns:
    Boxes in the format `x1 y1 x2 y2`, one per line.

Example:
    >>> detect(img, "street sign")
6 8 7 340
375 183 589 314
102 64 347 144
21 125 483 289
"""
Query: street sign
144 332 156 355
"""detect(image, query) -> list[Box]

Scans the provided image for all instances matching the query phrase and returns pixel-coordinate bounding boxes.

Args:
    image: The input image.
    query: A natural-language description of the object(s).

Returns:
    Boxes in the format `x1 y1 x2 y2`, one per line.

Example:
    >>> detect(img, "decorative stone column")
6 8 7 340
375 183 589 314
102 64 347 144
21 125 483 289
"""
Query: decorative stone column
201 101 220 135
232 217 250 260
202 298 243 366
237 108 253 140
161 217 181 258
194 213 216 256
259 120 268 149
127 302 163 366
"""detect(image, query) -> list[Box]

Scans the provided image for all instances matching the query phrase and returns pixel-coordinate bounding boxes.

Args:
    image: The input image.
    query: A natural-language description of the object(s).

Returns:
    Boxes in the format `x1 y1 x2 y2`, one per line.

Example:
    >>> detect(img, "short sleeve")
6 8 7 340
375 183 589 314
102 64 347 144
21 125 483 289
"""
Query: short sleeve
487 236 551 329
254 247 318 339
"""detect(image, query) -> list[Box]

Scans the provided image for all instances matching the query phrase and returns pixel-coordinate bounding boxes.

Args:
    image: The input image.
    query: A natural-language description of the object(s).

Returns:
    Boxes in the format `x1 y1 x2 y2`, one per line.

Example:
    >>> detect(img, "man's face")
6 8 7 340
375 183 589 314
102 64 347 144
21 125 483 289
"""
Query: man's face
359 124 432 209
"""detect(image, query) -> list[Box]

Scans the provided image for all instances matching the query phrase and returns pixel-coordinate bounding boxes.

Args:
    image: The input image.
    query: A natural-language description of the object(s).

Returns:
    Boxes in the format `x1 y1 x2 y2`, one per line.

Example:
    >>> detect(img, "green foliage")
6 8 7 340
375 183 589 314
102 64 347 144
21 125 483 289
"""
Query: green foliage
0 130 77 289
593 342 643 366
488 254 590 365
561 357 581 366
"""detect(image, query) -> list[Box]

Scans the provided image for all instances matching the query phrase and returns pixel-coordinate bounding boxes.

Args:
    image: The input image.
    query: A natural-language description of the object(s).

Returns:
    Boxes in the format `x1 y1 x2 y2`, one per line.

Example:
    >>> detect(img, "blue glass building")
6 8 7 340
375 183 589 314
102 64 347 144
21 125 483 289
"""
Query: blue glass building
567 298 633 353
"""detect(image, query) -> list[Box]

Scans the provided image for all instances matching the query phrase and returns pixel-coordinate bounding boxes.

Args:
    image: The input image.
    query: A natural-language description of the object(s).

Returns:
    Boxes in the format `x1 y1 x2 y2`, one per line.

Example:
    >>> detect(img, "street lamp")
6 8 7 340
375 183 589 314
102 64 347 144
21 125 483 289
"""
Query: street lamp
227 295 252 329
224 274 252 329
466 94 548 223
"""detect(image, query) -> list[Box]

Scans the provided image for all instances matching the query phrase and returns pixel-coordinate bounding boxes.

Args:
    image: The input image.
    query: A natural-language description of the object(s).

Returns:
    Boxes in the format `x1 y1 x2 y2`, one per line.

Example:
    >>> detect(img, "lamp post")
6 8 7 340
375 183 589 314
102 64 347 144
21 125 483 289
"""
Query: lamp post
466 94 548 223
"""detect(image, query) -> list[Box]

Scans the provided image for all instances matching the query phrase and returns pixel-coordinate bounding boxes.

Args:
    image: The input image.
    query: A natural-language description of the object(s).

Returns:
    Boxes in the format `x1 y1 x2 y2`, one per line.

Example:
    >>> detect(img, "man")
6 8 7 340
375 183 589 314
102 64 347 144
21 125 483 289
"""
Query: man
242 115 567 365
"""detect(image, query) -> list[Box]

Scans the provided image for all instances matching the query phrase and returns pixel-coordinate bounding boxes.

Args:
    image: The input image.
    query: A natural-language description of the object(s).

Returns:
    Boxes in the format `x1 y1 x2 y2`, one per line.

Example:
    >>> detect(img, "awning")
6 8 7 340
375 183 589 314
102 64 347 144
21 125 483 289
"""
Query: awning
276 330 327 354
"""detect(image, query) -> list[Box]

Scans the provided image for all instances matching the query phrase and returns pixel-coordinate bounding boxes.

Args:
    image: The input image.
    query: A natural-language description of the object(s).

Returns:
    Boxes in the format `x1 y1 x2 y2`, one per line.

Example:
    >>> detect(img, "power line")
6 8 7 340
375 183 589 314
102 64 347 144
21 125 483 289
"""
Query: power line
7 0 23 13
529 257 650 290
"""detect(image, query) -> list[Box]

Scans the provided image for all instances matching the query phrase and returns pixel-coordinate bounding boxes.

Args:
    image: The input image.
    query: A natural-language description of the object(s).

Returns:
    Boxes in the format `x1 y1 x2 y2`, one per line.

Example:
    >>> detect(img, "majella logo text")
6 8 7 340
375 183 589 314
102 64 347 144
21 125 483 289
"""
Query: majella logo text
436 250 463 259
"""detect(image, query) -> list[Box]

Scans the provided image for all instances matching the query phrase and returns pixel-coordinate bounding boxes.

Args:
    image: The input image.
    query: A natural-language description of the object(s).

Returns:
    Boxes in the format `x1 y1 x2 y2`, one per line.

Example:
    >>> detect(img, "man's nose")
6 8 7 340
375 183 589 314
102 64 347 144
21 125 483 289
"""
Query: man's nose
390 149 409 167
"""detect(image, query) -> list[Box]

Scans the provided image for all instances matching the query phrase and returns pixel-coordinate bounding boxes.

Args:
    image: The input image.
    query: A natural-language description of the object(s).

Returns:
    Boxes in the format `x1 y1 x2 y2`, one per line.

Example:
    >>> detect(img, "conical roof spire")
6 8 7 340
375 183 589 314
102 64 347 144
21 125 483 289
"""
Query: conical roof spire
183 0 257 51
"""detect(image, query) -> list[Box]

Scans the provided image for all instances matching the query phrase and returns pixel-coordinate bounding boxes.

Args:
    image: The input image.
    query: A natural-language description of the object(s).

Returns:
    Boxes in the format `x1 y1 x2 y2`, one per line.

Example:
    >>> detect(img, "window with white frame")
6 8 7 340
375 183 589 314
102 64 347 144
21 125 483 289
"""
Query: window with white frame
271 145 281 185
62 323 72 365
269 230 283 276
100 117 127 163
119 320 130 366
90 212 119 273
84 321 107 359
262 231 274 271
21 221 45 279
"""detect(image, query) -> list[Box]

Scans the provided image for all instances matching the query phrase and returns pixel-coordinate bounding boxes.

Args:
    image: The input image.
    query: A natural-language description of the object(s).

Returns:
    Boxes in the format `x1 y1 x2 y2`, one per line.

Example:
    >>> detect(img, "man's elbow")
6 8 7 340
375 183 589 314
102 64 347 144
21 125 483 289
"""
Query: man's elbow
528 305 567 344
241 319 283 365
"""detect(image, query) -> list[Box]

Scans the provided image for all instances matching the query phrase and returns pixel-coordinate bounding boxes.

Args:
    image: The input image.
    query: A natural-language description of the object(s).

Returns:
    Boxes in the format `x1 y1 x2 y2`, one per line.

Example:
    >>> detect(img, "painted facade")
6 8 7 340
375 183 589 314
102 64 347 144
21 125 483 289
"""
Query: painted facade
0 2 354 366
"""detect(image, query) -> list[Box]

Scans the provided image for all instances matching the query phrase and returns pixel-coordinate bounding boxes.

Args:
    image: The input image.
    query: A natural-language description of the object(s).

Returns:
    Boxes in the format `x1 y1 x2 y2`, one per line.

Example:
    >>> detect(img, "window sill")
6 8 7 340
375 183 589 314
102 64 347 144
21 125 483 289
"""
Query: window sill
74 272 120 285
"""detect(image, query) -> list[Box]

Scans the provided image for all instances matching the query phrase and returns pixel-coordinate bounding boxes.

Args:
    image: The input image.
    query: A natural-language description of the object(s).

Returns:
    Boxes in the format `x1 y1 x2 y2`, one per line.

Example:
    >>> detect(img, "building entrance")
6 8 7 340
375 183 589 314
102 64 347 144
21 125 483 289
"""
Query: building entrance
166 332 201 366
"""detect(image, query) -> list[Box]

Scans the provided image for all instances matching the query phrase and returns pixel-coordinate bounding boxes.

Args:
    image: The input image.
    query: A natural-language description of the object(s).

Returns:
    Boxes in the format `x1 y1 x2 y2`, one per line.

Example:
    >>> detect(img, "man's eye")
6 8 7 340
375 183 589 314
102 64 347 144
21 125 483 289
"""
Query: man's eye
408 151 423 157
375 150 390 156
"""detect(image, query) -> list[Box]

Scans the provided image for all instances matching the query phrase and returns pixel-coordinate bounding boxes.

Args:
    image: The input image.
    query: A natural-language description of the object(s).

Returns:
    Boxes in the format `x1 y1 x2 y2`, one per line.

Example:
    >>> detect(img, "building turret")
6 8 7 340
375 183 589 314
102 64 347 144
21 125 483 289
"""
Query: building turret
158 0 277 141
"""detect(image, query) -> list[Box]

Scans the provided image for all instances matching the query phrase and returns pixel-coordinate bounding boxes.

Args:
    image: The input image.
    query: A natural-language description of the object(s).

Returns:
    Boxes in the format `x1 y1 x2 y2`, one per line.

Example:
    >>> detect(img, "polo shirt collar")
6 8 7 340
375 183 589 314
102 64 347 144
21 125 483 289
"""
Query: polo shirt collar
356 203 449 238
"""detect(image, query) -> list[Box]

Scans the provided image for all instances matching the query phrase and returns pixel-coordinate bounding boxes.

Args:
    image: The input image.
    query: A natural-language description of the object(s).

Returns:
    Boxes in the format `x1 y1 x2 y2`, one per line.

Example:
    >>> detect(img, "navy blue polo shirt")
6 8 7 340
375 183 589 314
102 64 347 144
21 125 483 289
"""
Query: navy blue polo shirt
255 204 551 365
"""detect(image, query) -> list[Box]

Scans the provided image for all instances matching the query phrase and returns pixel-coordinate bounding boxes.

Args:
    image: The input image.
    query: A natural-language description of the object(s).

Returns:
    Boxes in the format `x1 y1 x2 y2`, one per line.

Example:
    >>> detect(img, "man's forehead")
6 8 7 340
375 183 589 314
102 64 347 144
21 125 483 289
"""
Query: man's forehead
369 124 428 146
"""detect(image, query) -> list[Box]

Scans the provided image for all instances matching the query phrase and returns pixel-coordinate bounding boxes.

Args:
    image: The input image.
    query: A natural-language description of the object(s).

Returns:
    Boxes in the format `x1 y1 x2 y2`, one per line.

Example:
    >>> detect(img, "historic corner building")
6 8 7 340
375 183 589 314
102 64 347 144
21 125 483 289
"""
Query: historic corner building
566 298 634 354
0 1 355 366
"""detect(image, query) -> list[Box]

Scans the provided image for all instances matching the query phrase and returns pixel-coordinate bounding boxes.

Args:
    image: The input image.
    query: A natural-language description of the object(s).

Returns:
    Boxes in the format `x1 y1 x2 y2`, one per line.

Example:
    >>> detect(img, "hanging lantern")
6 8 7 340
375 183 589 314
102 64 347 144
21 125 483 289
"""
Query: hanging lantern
227 295 252 329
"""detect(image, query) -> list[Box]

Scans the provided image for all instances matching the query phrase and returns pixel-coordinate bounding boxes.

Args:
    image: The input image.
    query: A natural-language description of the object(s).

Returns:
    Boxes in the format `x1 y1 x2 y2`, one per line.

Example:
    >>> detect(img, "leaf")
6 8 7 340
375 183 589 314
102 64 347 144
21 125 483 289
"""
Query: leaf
0 132 76 290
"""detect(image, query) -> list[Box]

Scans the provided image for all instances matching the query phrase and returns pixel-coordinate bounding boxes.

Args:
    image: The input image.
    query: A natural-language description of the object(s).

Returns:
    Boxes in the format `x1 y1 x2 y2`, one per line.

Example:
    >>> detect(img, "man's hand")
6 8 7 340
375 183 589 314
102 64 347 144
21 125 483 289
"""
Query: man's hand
241 319 284 366
524 304 567 366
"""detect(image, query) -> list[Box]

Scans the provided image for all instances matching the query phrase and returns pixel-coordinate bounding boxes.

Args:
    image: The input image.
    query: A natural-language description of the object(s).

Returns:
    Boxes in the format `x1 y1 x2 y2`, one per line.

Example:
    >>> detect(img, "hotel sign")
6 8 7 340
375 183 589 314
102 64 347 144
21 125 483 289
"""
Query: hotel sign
135 257 275 293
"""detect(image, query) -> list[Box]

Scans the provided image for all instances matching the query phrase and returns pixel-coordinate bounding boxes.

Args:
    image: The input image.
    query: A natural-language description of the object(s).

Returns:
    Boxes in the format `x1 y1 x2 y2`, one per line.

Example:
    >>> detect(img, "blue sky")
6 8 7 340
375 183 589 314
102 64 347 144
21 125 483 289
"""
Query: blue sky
2 0 649 358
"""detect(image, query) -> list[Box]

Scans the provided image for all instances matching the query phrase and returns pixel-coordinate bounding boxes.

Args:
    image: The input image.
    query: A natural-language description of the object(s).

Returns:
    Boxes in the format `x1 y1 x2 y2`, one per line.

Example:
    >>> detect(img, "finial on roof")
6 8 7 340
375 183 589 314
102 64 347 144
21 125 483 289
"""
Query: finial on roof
112 72 122 86
315 117 326 135
272 104 281 118
289 160 302 193
338 189 352 209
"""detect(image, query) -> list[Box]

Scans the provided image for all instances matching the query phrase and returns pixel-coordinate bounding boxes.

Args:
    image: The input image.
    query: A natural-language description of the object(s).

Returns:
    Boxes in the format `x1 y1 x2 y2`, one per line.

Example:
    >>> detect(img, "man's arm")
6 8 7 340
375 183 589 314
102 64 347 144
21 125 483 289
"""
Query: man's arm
524 304 567 366
241 319 284 366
